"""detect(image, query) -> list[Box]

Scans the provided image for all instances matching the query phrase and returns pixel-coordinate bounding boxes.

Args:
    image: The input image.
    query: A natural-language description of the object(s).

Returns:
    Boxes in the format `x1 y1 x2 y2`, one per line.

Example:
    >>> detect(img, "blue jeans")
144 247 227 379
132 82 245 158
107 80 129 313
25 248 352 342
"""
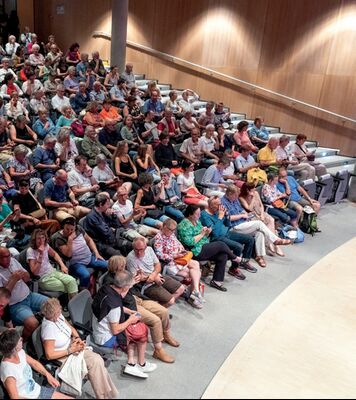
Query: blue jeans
103 335 118 348
267 207 298 224
10 292 48 326
217 230 255 260
164 206 185 222
69 254 108 288
143 215 169 228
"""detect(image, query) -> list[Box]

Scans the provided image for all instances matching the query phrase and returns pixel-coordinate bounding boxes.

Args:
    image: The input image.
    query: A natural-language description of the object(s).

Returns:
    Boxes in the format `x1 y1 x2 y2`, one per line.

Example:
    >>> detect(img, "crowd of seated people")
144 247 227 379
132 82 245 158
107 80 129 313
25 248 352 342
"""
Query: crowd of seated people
0 28 328 398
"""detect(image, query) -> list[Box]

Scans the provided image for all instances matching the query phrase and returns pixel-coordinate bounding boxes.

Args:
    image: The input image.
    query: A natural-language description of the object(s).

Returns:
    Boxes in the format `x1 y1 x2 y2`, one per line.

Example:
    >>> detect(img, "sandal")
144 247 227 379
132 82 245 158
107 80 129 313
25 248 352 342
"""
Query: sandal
275 246 285 257
274 239 292 246
255 256 267 268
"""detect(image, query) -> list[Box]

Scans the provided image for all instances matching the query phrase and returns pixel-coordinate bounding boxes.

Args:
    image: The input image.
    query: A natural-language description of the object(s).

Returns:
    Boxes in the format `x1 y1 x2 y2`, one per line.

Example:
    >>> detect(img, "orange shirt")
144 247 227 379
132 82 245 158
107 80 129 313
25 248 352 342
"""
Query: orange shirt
100 106 121 122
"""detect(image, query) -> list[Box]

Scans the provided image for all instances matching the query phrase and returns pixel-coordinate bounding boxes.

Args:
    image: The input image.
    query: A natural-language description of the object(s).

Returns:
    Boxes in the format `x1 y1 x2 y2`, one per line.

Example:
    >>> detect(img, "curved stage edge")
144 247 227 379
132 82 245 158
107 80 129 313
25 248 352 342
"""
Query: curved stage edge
202 237 356 399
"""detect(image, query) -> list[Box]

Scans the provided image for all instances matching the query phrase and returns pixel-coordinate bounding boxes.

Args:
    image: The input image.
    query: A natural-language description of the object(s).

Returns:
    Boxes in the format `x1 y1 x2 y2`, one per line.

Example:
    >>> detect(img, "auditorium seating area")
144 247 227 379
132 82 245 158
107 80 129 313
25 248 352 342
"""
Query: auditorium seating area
0 29 355 400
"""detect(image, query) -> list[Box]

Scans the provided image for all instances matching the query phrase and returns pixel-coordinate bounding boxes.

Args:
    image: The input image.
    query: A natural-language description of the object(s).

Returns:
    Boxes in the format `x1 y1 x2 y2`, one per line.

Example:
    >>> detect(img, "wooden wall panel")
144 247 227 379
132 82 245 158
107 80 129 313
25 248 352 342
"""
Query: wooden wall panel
26 0 356 155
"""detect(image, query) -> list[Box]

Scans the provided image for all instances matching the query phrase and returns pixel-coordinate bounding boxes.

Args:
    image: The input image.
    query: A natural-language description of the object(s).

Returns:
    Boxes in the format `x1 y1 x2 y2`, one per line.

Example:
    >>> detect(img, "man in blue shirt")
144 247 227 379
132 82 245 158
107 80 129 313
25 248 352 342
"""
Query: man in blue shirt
277 167 321 221
235 146 260 174
143 90 164 121
200 196 257 279
32 135 60 182
248 117 269 149
44 169 90 222
221 185 289 268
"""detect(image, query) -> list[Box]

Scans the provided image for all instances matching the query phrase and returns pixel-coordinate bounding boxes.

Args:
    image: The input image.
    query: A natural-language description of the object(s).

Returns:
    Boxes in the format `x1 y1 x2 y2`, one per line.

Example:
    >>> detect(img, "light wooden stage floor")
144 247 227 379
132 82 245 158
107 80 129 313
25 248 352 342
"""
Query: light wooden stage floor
203 237 356 399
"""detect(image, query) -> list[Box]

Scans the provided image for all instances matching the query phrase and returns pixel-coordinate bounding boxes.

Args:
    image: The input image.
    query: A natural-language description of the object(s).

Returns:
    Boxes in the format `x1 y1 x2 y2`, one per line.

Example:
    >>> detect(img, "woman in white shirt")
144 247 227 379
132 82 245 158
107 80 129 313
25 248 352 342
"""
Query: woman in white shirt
0 328 69 399
27 229 78 299
177 161 208 207
55 128 78 172
41 298 118 399
92 154 121 197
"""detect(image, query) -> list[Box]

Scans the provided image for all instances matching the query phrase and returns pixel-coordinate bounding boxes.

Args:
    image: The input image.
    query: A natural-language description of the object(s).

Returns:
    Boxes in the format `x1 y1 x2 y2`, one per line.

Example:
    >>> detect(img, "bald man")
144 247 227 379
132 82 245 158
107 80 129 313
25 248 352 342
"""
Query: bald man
44 169 90 222
0 247 47 340
121 63 136 89
257 137 282 168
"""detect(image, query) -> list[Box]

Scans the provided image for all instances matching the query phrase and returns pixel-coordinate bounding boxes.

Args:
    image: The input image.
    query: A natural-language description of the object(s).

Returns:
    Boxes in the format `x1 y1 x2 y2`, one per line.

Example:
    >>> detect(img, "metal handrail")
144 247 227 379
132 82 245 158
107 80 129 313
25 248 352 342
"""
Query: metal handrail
126 40 356 125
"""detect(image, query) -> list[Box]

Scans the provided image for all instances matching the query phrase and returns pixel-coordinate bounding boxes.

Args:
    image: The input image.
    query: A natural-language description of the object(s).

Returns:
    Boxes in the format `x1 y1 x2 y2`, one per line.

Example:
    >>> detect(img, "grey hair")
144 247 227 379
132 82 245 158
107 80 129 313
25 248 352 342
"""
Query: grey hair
112 271 134 289
206 124 215 131
96 154 107 163
14 144 29 156
67 66 76 74
43 135 56 144
132 237 147 248
279 135 290 143
32 44 40 50
85 125 95 134
56 84 65 91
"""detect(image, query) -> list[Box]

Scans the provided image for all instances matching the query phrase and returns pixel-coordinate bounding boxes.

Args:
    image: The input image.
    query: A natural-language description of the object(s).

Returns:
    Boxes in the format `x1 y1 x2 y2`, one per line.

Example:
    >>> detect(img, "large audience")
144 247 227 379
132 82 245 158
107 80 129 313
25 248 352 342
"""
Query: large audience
0 28 326 398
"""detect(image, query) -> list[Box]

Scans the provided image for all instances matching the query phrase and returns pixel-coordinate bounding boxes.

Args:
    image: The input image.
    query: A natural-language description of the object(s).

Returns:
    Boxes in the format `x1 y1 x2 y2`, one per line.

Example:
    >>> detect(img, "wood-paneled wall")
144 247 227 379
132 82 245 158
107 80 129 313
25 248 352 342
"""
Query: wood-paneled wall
127 0 356 156
23 0 356 155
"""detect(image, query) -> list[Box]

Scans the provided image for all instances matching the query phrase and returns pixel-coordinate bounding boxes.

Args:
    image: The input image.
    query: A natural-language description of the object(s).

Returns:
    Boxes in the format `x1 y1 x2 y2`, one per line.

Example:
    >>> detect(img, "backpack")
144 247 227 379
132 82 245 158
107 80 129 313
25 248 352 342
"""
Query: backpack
247 167 267 186
300 207 319 236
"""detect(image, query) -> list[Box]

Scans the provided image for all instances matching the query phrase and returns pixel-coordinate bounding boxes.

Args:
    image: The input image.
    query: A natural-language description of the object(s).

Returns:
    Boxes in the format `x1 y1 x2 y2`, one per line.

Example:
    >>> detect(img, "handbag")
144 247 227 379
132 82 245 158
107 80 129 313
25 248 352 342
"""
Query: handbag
272 199 286 209
307 154 315 162
70 120 84 138
174 251 193 266
125 322 148 342
146 208 164 219
172 200 186 211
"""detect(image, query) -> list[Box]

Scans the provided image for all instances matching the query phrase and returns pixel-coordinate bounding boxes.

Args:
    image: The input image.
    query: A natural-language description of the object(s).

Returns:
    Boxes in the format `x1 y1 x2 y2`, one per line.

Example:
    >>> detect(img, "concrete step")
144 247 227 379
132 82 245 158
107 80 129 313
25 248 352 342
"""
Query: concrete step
315 155 356 169
327 164 355 175
307 147 339 158
135 79 150 87
231 119 280 134
134 74 145 80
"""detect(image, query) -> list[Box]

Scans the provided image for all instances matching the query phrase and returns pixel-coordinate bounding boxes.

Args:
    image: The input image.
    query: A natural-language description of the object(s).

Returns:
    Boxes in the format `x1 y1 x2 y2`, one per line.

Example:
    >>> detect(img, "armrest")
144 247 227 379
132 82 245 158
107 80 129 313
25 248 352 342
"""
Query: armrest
73 322 92 335
41 357 62 368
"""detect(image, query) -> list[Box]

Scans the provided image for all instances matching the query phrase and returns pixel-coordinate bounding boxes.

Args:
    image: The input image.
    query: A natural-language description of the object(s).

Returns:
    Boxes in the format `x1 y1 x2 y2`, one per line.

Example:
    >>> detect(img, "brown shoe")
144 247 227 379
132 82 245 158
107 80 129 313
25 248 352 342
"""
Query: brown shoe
153 348 175 363
163 333 180 348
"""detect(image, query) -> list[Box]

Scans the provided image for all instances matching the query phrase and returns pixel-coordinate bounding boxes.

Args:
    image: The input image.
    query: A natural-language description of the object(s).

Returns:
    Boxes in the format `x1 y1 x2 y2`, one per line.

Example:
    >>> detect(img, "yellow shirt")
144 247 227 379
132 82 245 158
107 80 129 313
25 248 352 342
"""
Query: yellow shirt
257 145 277 164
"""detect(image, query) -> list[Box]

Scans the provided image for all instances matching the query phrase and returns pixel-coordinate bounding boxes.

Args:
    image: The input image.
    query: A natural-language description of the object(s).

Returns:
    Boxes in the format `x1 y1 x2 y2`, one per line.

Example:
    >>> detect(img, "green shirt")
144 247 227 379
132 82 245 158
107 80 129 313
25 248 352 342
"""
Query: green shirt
177 218 209 256
0 202 12 229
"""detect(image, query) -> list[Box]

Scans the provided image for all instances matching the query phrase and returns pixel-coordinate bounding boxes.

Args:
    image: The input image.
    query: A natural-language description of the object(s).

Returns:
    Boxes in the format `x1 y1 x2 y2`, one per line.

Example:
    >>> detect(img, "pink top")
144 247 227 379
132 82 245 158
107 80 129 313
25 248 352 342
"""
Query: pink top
234 130 253 148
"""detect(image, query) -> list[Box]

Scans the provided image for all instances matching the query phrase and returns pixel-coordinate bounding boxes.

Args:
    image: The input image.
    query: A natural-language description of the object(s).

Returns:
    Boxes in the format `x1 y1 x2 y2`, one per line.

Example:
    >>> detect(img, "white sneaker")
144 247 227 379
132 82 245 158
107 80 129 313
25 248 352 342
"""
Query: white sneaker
124 364 148 379
138 361 157 373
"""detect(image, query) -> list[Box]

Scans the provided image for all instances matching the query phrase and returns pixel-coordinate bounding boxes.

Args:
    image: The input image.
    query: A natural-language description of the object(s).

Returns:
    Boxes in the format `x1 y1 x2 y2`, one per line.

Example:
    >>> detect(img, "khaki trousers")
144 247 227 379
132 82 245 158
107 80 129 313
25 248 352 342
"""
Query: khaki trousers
53 206 88 222
134 296 170 344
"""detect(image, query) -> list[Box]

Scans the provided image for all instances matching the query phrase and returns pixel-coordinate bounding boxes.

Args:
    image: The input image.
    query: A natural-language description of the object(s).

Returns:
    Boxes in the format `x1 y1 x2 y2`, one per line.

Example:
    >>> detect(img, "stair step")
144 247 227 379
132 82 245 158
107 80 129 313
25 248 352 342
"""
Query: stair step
135 79 150 86
134 74 145 80
315 155 356 168
312 147 339 158
327 164 355 175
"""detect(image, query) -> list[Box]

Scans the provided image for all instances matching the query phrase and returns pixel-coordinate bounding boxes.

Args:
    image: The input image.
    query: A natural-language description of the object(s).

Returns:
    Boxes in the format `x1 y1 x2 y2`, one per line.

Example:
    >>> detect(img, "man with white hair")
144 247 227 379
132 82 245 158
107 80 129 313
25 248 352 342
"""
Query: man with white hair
178 89 199 114
90 81 106 103
28 44 45 67
126 237 185 307
257 137 281 168
121 63 136 88
51 84 70 113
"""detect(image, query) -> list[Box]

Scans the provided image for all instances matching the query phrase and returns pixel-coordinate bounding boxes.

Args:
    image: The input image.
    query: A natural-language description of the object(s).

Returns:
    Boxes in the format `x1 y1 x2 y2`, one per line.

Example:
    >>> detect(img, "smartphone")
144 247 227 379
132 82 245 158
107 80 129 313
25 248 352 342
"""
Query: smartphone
135 312 142 318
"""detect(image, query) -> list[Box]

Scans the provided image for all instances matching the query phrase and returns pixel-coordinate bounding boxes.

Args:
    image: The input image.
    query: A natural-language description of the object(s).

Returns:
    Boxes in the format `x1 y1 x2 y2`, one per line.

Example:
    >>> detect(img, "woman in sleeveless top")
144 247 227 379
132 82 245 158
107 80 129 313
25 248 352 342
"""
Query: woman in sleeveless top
112 141 139 191
239 182 285 257
134 172 168 229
